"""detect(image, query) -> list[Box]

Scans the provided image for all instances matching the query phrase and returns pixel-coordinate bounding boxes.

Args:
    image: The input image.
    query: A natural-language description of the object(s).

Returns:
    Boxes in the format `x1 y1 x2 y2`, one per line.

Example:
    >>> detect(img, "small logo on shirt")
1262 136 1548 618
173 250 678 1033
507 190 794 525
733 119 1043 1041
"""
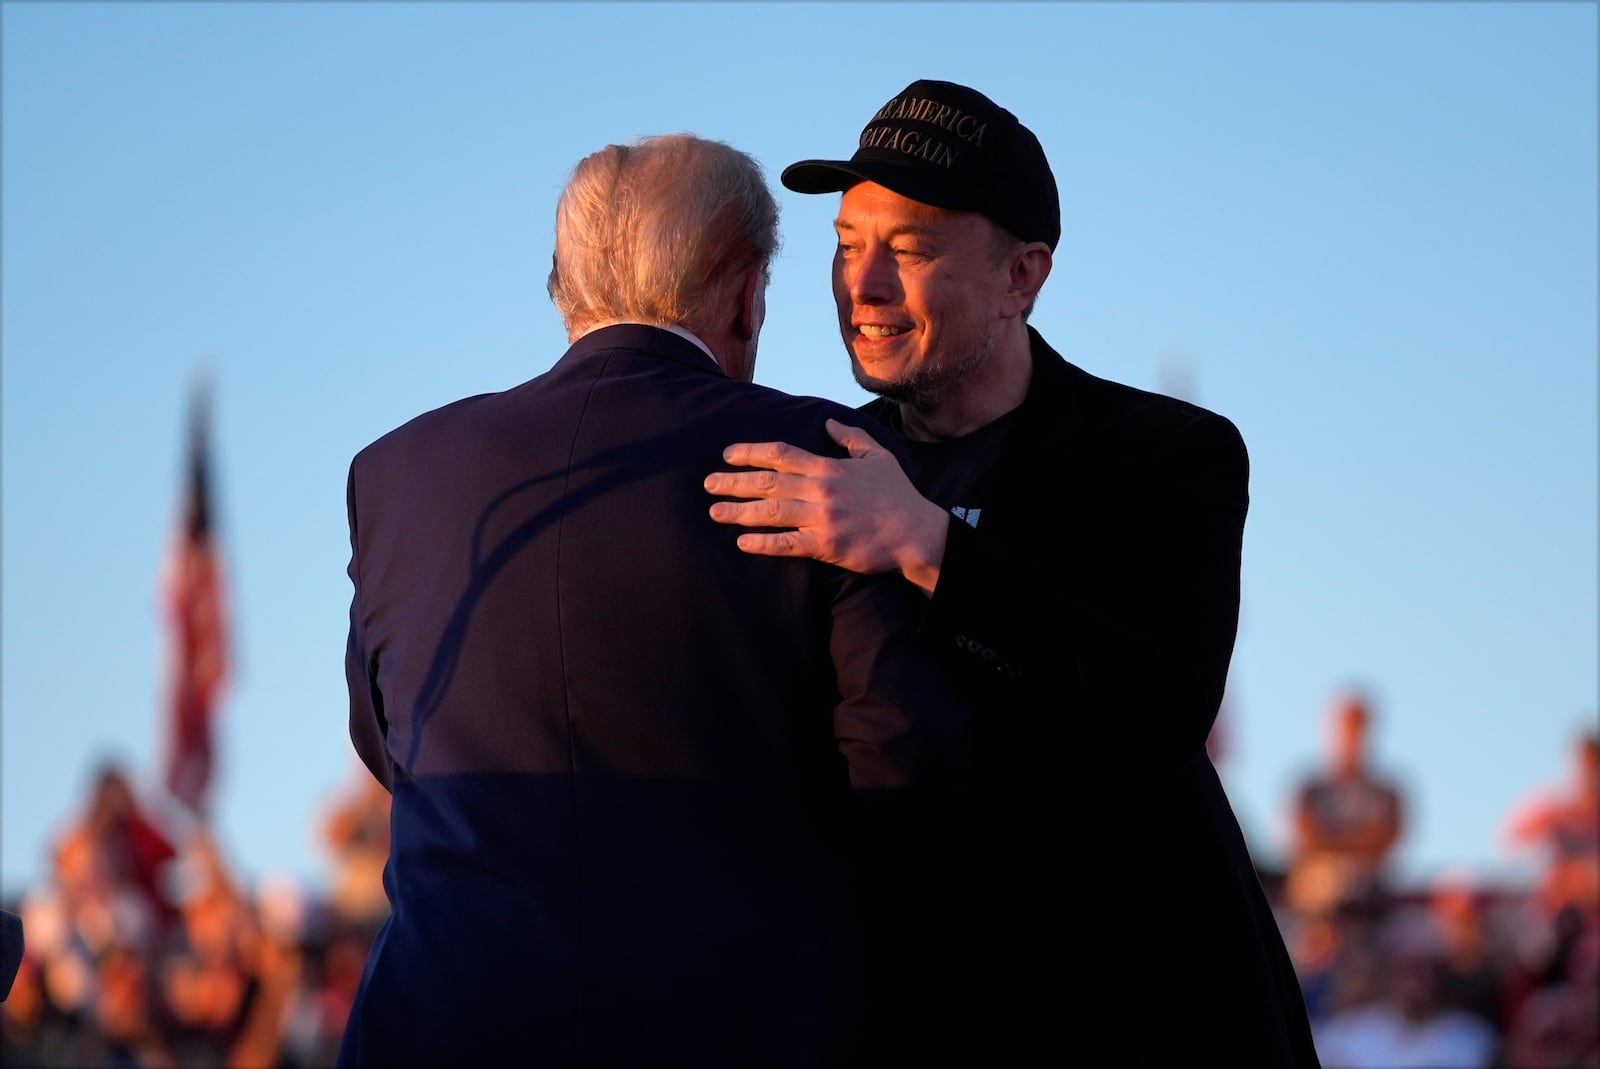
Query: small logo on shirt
951 506 981 528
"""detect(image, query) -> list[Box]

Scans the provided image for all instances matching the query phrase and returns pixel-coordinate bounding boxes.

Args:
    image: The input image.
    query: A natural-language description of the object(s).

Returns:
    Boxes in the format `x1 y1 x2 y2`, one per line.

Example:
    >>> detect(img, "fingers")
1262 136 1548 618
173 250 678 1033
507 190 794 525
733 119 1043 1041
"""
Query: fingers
706 498 797 527
824 418 887 459
730 530 812 558
716 421 884 474
702 468 795 501
718 439 827 472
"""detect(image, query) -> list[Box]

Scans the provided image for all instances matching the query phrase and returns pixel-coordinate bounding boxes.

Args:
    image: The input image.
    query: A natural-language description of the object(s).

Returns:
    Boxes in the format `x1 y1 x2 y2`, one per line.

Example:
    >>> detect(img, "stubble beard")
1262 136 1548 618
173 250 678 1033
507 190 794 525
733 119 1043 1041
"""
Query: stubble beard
849 323 998 414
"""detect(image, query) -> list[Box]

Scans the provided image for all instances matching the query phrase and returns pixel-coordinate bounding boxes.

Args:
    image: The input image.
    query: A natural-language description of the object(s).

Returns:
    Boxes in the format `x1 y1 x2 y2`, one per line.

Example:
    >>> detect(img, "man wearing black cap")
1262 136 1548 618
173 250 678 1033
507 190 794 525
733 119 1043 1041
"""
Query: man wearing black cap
705 80 1321 1066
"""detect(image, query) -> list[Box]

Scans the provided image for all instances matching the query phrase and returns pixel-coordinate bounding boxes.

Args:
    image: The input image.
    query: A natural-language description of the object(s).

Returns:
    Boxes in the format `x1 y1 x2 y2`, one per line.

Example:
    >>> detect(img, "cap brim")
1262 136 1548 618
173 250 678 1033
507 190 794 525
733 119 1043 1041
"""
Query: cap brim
780 159 871 195
781 157 979 216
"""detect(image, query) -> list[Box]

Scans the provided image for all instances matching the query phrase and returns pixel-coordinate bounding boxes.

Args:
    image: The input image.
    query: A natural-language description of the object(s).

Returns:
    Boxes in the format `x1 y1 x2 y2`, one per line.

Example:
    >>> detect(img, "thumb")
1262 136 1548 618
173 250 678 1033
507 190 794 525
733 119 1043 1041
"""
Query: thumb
825 418 888 459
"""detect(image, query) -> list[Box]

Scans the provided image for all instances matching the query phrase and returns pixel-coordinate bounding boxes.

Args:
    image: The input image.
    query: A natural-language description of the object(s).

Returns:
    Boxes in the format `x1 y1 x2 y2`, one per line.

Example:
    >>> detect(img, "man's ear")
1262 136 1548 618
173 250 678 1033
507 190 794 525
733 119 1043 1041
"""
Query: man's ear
733 265 765 342
1002 244 1052 318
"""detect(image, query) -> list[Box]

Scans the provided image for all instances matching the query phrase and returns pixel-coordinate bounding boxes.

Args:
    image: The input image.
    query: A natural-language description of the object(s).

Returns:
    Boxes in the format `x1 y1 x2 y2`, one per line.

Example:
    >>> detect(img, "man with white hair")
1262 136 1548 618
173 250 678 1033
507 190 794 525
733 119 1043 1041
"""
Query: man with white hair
337 133 971 1068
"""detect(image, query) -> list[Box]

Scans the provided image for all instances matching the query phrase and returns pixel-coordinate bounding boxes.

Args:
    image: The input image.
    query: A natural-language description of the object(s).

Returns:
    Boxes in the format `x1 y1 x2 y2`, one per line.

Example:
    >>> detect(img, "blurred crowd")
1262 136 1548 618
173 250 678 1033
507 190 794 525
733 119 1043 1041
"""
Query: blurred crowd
2 695 1595 1069
2 762 389 1069
1274 696 1598 1068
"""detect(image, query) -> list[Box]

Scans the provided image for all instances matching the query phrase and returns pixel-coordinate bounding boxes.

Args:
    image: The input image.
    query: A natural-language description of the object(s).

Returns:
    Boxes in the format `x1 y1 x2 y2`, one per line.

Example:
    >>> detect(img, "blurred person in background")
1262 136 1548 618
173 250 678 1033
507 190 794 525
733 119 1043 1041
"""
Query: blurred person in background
1502 727 1599 928
90 938 173 1069
52 760 181 951
5 761 184 1068
1423 871 1510 1036
1286 911 1346 1024
1 909 92 1068
5 885 94 1066
220 875 313 1069
336 131 973 1068
1500 950 1600 1069
1286 691 1406 923
1312 909 1498 1069
317 764 391 939
160 831 260 1066
1284 900 1389 1030
1497 727 1600 1068
15 761 182 1066
275 919 369 1069
702 77 1318 1067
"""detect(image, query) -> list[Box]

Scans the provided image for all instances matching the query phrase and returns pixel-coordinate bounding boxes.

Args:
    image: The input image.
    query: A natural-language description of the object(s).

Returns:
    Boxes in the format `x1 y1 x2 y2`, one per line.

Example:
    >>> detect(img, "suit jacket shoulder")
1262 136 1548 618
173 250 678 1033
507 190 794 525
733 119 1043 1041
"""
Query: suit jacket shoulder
1018 328 1246 468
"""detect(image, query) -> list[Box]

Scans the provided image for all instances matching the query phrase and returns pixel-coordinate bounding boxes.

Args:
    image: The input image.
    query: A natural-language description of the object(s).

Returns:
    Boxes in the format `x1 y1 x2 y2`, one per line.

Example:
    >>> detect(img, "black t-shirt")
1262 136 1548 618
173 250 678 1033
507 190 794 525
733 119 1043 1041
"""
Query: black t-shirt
880 407 1020 529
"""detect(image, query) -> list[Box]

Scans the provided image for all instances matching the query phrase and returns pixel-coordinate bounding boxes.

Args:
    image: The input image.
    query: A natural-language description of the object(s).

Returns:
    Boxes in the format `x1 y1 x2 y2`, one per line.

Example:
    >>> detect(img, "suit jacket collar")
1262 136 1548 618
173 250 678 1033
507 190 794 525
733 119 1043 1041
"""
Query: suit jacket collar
1014 324 1083 449
564 322 728 378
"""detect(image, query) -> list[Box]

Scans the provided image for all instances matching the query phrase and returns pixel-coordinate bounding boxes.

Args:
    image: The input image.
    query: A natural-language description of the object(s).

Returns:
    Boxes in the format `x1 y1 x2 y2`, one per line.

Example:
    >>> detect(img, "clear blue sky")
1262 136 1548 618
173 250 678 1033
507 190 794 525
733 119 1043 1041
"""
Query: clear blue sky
3 1 1595 903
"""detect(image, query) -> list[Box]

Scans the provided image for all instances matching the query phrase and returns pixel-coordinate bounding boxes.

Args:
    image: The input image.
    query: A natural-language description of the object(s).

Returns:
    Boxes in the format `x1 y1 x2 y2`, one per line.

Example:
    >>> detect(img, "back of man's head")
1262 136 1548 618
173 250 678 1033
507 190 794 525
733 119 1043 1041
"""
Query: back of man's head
547 134 779 339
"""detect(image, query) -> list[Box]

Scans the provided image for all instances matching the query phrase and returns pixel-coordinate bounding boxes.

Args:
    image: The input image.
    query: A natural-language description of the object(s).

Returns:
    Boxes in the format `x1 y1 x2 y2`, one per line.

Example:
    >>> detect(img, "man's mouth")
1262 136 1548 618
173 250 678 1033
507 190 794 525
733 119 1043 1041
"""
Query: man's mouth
856 324 910 339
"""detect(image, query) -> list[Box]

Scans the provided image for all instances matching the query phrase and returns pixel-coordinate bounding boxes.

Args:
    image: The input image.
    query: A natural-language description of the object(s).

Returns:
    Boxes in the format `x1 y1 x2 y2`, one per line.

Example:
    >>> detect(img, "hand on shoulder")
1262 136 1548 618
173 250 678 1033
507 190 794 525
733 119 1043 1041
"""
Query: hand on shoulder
704 418 948 594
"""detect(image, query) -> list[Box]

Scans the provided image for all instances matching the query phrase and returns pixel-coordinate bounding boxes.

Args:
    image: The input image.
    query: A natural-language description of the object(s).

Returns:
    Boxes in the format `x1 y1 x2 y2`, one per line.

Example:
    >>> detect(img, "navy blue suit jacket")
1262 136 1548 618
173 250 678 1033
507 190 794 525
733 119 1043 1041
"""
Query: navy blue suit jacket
338 325 971 1068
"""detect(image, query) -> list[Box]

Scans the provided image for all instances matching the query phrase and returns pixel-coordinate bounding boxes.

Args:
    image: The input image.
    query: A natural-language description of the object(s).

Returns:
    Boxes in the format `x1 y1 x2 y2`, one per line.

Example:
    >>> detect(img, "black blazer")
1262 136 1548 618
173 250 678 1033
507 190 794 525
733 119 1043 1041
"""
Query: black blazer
864 327 1321 1067
340 325 970 1068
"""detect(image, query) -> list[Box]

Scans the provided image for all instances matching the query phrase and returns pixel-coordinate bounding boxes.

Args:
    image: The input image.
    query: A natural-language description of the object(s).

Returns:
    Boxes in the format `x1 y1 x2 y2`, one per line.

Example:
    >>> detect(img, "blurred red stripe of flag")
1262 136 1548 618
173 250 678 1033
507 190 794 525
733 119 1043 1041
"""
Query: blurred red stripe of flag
162 376 230 816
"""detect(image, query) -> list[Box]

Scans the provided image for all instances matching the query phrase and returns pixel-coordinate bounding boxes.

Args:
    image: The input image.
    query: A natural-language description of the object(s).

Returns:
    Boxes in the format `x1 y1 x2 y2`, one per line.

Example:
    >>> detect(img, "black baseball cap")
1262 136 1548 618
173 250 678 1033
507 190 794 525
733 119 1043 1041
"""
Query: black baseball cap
782 79 1060 251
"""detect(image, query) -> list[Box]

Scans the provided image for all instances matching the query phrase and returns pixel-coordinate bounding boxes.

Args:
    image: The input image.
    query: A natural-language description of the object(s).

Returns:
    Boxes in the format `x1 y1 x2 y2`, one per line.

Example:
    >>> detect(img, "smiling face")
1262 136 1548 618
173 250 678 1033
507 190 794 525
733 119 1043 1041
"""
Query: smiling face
831 181 1017 410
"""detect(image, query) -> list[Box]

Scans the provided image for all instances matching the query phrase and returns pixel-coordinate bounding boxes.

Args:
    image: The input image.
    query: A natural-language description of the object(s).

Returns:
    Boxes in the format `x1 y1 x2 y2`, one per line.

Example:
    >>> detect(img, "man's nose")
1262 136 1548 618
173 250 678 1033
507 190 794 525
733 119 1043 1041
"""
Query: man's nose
847 245 897 305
